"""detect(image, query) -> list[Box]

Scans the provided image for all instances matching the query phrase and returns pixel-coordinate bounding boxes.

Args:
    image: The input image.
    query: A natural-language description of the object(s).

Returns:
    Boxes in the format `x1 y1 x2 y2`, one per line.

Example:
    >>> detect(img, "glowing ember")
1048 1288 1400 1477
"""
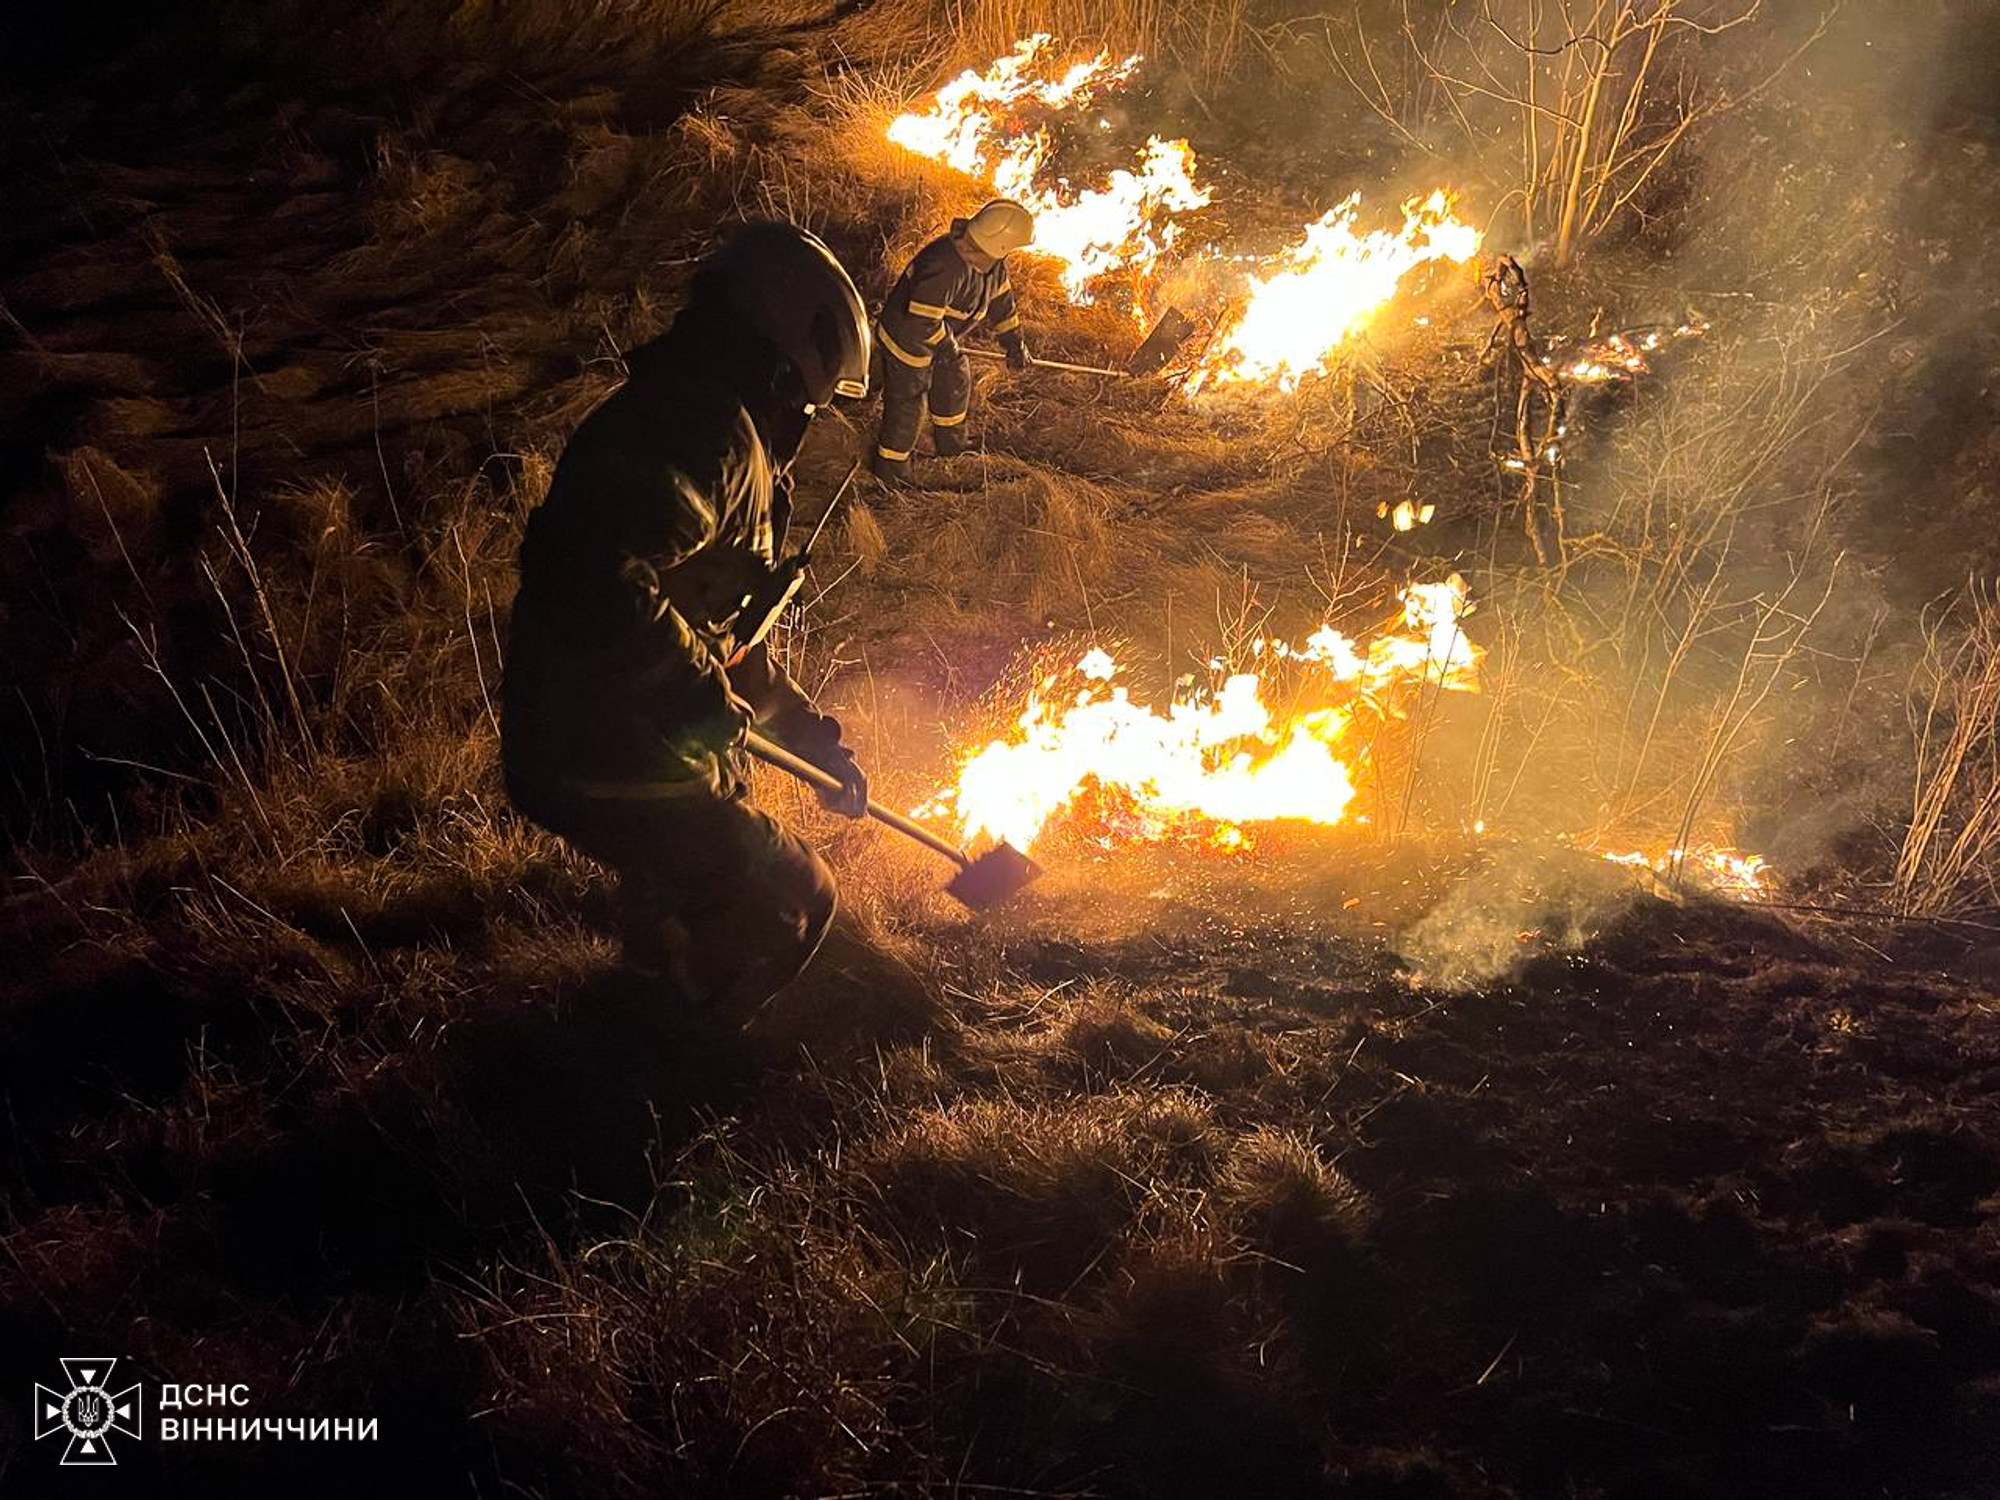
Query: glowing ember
1601 844 1772 897
920 577 1482 853
1550 319 1710 385
886 35 1209 302
1194 192 1482 391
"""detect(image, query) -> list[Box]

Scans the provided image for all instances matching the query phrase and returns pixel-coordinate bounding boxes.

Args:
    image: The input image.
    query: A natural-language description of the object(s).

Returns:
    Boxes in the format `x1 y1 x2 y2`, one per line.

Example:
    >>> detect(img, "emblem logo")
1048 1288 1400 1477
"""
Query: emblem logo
33 1358 144 1465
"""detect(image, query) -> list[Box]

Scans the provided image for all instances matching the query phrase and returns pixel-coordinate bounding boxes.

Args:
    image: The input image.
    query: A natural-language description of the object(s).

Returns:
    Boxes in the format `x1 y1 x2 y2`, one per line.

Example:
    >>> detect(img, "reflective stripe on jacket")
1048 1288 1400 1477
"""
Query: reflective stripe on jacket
877 221 1021 367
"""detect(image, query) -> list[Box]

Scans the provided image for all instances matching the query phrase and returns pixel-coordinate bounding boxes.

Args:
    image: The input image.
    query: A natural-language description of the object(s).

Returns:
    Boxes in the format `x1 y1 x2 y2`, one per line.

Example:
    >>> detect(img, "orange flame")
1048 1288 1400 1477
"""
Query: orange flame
919 577 1483 854
885 39 1483 378
1193 192 1482 391
1601 844 1772 897
1550 319 1710 385
885 35 1208 303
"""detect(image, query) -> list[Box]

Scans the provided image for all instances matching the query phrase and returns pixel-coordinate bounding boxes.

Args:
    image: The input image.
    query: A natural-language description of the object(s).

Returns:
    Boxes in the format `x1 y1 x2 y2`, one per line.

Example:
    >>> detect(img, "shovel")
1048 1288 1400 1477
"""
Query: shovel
745 731 1042 910
963 346 1128 379
963 305 1201 380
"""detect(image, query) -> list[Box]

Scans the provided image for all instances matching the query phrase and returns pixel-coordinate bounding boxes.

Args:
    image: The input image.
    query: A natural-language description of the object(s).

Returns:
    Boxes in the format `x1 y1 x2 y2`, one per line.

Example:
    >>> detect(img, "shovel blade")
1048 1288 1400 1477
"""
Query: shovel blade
1128 306 1198 376
945 841 1042 910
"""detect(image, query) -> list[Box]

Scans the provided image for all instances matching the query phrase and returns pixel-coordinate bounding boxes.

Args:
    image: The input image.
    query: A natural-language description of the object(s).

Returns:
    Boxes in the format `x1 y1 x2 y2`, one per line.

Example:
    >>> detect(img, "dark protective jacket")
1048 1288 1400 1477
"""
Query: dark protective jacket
502 314 823 809
875 220 1023 374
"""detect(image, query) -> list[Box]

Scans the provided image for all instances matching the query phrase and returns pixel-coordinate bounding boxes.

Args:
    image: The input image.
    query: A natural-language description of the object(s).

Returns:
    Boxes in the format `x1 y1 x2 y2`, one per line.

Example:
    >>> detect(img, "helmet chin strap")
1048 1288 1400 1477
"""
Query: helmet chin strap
752 370 815 469
695 317 815 466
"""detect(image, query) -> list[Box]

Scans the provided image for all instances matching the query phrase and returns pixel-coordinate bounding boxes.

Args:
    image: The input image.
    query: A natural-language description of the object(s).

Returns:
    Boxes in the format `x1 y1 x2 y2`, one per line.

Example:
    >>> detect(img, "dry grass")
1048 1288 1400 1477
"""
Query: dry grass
1894 582 2000 916
1 4 1982 1496
1218 1125 1373 1260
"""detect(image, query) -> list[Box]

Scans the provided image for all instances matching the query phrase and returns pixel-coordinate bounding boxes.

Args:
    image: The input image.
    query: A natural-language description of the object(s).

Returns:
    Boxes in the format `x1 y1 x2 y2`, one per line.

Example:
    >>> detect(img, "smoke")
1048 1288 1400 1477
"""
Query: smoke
1361 0 2000 886
1394 844 1643 992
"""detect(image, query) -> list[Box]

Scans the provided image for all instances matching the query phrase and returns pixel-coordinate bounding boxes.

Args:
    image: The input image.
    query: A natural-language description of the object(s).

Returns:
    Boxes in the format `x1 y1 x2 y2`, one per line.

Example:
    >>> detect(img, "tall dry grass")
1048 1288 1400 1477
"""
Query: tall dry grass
1894 583 2000 916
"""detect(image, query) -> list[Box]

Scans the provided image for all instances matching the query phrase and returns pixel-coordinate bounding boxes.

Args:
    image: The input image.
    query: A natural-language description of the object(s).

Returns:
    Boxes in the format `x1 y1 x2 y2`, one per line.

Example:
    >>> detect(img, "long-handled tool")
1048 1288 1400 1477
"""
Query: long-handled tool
964 304 1203 380
964 346 1128 379
725 459 861 667
745 731 1042 910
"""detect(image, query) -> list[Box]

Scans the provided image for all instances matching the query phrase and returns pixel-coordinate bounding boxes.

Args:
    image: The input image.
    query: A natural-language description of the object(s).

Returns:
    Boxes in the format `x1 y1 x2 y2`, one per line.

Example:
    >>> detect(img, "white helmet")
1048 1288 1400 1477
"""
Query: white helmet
965 199 1035 258
700 222 871 403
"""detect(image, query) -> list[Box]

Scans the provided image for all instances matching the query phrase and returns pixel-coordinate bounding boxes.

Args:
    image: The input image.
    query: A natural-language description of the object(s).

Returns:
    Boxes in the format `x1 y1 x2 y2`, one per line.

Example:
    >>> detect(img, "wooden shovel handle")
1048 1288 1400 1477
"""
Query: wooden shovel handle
961 346 1126 379
744 731 970 869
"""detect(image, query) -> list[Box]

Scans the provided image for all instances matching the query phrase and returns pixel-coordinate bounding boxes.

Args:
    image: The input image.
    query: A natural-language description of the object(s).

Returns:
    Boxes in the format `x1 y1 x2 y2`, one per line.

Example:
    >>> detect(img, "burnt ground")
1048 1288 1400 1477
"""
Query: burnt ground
988 865 2000 1498
4 839 1999 1497
4 3 2000 1497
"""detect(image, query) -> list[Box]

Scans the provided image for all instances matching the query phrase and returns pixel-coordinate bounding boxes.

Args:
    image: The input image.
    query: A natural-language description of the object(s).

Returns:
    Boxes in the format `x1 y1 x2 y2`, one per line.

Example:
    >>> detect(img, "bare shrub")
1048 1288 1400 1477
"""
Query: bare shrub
1271 0 1813 261
1464 330 1859 853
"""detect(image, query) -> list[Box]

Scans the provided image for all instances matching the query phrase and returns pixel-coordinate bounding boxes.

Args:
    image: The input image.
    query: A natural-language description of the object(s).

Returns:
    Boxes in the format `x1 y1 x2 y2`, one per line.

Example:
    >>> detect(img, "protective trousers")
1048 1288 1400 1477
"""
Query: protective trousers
535 777 838 1011
874 342 971 478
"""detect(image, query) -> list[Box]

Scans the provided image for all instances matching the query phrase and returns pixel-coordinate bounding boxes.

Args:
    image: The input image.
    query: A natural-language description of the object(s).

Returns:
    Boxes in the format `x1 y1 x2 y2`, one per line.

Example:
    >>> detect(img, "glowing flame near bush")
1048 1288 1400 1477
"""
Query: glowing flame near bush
885 39 1482 379
920 578 1482 853
1194 193 1482 391
1549 319 1711 384
1602 845 1772 898
885 35 1208 301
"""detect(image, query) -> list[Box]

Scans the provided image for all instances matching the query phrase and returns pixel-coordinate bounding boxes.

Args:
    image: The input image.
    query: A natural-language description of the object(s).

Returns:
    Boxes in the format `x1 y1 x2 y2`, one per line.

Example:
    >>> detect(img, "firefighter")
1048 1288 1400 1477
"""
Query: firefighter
870 198 1035 485
501 222 872 1011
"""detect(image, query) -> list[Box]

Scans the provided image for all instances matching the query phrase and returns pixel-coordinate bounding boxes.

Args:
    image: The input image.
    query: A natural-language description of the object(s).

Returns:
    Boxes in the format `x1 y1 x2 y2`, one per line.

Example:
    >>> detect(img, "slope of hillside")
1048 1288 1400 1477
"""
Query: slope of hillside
3 3 1998 1496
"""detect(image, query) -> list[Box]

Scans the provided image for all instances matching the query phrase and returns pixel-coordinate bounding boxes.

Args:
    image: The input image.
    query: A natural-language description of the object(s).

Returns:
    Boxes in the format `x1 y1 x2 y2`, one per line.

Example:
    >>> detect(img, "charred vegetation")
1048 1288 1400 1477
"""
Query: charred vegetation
3 1 2000 1496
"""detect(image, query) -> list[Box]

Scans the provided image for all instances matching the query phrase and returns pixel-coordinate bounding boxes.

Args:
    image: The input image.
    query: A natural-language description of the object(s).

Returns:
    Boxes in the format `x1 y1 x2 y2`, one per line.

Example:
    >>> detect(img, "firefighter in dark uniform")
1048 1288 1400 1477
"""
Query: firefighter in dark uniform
502 222 873 1010
870 198 1036 484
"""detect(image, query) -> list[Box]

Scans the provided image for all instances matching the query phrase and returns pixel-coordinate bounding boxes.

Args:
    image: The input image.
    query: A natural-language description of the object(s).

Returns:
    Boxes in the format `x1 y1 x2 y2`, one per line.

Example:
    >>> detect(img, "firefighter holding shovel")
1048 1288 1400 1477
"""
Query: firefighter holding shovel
870 198 1035 485
502 222 874 1006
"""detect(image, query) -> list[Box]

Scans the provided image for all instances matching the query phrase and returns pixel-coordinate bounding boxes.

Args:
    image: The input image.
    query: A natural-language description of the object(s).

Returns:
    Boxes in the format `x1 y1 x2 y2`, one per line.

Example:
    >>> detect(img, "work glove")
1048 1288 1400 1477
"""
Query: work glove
811 740 870 820
770 705 869 819
1002 333 1031 372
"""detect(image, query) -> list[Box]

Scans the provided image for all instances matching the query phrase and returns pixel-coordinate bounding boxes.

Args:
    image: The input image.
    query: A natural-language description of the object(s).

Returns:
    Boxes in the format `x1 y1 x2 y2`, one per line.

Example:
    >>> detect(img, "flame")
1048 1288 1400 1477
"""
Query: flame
920 577 1482 854
885 35 1209 303
1601 844 1772 897
1382 498 1437 531
1550 319 1711 385
884 39 1480 369
1194 192 1482 391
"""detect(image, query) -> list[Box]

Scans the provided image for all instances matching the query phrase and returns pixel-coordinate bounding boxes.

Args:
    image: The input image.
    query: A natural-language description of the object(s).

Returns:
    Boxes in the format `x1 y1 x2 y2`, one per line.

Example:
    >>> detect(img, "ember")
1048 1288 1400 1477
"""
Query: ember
1601 844 1772 897
1549 319 1711 385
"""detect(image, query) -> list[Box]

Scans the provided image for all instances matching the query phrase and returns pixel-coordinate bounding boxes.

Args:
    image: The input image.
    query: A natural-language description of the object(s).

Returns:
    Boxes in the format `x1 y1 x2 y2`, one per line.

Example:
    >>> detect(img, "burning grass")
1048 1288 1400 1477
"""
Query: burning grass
4 2 2000 1496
